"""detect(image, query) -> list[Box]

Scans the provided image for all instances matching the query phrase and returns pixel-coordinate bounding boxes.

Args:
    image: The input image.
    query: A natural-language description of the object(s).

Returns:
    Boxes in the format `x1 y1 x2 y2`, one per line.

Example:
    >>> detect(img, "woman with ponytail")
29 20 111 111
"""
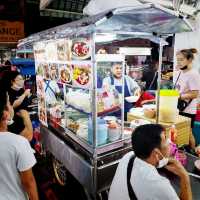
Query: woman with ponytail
175 48 200 153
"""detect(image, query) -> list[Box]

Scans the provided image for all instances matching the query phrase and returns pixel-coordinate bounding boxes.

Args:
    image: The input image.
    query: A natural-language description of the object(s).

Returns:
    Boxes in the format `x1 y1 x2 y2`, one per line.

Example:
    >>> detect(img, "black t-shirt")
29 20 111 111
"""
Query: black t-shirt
8 115 25 135
142 70 158 90
8 88 31 111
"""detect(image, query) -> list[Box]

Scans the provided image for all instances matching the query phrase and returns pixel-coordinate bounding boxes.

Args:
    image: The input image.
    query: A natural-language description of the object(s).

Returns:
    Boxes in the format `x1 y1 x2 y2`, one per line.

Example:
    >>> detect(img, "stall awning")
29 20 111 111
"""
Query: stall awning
18 3 193 48
9 58 35 75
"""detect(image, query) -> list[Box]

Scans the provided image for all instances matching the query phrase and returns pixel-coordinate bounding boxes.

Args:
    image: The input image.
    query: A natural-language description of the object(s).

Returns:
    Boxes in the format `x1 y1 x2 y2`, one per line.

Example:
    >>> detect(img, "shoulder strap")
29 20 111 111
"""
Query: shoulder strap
148 71 157 90
45 80 55 95
110 76 114 85
127 155 138 200
173 71 181 89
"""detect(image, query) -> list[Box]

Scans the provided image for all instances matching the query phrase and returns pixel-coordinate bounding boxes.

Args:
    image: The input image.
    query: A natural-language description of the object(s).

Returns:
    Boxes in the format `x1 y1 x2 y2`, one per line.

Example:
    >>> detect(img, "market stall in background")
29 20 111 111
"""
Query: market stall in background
18 3 198 199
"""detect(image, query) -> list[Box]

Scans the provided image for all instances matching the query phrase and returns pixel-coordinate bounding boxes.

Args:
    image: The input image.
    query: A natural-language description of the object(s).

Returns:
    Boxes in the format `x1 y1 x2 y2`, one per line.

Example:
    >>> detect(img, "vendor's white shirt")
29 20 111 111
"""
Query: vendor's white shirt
109 152 179 200
0 132 36 200
174 69 200 114
45 80 60 105
102 75 139 95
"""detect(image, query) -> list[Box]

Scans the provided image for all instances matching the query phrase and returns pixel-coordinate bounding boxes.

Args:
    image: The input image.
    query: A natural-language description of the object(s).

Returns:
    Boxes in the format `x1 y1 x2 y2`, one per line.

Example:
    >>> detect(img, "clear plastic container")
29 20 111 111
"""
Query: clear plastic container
88 118 108 146
159 90 179 123
108 126 121 142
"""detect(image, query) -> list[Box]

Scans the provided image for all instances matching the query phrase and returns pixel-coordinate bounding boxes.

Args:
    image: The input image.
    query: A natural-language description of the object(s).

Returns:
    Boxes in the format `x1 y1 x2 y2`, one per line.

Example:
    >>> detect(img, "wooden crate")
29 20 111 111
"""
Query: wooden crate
127 113 191 147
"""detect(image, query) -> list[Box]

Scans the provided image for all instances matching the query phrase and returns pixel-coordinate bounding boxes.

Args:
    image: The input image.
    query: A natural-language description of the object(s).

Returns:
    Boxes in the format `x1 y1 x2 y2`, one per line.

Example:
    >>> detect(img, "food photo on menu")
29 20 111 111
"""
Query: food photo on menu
49 63 59 80
71 38 91 60
72 64 91 88
43 63 50 79
34 42 46 61
39 107 47 126
36 63 44 77
38 96 46 109
45 41 57 61
36 76 45 95
57 39 71 61
59 64 72 84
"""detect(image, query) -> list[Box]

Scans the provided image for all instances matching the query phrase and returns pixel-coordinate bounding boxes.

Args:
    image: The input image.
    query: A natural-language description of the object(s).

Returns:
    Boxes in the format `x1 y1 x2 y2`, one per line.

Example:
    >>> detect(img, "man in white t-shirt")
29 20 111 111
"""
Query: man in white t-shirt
0 90 39 200
109 124 192 200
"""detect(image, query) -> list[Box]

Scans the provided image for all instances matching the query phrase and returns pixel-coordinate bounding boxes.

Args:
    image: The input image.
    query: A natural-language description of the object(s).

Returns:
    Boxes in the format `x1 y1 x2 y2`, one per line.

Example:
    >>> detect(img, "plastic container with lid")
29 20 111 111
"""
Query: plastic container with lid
108 122 121 142
159 89 179 123
88 118 108 146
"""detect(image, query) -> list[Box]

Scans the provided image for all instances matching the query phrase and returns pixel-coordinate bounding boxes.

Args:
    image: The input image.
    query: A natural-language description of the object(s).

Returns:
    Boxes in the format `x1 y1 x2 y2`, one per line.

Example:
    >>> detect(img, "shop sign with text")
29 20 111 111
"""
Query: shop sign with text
0 21 24 43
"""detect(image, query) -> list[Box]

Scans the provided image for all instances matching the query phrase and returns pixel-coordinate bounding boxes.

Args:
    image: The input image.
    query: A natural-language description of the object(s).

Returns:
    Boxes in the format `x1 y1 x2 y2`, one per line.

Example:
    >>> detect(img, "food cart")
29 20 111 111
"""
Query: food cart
18 3 193 199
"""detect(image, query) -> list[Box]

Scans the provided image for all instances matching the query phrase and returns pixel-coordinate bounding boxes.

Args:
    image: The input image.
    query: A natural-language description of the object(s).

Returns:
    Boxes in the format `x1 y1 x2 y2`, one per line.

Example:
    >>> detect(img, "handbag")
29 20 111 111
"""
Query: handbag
177 98 192 112
173 72 192 112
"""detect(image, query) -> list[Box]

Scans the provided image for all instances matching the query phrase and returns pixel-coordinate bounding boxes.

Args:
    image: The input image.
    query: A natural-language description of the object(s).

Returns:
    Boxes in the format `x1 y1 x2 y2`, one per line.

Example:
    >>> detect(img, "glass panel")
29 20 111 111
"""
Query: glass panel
96 58 124 145
64 87 92 143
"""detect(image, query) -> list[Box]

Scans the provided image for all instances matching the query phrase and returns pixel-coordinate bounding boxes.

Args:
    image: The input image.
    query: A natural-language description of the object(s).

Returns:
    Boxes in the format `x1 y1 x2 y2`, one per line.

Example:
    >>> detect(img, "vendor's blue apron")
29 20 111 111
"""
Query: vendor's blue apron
110 77 132 120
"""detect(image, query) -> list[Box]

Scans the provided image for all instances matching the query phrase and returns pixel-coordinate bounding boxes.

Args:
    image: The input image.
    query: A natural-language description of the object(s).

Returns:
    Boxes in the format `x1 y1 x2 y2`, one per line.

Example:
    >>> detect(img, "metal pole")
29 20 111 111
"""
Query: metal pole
91 32 98 200
156 37 164 123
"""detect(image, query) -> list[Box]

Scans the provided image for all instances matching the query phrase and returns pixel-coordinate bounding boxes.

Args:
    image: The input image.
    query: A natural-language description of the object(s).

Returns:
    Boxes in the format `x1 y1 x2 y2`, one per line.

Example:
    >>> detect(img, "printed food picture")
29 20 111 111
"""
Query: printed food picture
45 41 57 61
36 76 45 95
71 38 91 60
34 42 46 61
49 63 59 80
72 64 91 88
36 63 44 76
39 107 47 126
59 65 72 84
43 63 50 79
57 39 71 61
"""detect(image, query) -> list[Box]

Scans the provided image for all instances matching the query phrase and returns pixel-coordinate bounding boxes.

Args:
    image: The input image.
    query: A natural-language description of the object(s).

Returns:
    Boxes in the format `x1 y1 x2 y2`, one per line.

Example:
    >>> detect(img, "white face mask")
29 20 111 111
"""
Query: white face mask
157 157 169 168
7 119 14 126
13 83 24 90
156 143 169 169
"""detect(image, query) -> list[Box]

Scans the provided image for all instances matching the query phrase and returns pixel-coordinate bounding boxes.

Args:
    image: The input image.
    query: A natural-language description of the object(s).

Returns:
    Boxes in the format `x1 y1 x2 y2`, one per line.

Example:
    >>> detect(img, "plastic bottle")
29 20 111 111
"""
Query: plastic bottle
169 125 177 143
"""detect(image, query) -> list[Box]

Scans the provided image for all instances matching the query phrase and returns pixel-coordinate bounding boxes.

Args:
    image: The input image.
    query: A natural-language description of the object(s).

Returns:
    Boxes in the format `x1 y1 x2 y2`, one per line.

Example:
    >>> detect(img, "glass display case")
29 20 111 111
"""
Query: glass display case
34 35 128 150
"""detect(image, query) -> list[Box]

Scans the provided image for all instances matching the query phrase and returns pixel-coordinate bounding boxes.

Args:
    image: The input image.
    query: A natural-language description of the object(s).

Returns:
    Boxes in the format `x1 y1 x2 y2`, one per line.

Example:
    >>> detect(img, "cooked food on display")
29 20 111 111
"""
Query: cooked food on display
71 39 90 59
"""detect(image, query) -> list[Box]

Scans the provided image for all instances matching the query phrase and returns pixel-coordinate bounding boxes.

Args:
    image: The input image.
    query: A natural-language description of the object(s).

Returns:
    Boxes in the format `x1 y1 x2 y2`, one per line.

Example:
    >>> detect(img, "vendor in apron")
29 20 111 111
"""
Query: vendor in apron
103 62 140 120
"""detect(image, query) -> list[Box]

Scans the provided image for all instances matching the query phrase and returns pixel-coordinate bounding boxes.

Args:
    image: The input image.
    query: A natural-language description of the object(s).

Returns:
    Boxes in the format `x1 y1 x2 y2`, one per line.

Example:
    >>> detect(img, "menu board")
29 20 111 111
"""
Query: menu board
34 36 92 130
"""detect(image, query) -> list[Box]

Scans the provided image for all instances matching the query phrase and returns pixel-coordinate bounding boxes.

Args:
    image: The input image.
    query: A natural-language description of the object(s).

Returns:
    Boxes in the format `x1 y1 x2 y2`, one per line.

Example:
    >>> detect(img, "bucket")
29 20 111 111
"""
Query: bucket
159 90 179 123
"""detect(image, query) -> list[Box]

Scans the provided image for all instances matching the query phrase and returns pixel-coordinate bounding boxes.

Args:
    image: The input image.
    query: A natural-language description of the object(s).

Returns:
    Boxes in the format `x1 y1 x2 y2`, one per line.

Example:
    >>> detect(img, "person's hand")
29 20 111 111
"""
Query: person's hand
24 89 31 97
16 109 30 119
165 158 188 178
134 88 141 96
141 100 147 105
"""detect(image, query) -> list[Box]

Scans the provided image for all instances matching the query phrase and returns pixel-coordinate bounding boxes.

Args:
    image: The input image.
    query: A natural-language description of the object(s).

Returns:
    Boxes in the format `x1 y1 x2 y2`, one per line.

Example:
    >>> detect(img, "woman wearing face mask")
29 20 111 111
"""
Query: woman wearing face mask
175 48 200 152
7 71 31 112
0 72 33 141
